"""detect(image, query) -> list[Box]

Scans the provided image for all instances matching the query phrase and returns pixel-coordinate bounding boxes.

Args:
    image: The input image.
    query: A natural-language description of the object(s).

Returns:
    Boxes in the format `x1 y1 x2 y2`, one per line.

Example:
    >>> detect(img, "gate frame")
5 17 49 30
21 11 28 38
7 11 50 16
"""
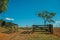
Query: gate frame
32 24 53 34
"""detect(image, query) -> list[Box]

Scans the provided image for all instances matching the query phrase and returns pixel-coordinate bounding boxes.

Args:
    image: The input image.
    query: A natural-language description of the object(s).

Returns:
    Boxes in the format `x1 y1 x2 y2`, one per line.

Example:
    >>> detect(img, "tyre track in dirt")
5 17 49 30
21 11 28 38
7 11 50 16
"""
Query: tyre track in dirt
6 31 31 40
6 33 19 40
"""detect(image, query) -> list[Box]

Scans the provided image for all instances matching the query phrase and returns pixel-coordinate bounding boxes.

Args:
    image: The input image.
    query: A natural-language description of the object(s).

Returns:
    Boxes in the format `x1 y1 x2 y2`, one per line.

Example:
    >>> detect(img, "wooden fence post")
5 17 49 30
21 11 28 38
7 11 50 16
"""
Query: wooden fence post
49 24 53 34
32 25 35 33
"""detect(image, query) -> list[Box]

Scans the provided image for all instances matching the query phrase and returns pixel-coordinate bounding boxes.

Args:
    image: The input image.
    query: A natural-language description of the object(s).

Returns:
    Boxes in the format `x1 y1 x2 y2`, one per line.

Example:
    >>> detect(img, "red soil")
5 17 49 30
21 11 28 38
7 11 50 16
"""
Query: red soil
53 28 60 37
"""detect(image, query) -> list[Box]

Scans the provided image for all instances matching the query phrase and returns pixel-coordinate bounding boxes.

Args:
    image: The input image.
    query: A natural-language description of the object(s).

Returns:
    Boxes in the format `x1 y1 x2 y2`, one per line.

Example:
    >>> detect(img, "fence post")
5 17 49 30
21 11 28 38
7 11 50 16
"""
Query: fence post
32 25 35 33
49 24 53 34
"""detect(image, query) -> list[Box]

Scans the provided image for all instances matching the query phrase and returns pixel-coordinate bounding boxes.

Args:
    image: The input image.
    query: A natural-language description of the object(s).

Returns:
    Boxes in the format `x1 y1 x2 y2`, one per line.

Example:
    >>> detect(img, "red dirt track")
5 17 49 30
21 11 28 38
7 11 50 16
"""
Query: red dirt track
53 28 60 37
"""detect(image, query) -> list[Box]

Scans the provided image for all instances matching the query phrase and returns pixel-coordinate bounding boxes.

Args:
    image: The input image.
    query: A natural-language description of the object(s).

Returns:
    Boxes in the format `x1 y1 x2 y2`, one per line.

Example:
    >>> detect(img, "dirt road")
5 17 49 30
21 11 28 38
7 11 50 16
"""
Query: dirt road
7 32 60 40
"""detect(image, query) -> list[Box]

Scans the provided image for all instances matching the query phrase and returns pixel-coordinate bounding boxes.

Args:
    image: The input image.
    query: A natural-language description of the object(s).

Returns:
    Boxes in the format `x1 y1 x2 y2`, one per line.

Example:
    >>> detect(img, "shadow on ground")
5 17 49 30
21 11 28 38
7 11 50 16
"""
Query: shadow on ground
21 31 33 34
20 30 52 34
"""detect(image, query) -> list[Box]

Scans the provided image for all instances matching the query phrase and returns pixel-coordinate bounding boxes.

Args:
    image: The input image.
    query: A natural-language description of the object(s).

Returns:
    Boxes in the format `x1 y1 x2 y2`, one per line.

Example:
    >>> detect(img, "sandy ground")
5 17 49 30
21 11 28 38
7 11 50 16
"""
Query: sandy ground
0 29 60 40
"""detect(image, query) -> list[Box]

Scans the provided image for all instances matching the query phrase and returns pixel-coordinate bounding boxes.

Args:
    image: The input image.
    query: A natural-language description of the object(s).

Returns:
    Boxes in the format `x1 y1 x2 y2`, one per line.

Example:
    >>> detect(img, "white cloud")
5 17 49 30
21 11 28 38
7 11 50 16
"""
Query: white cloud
5 18 14 21
55 21 60 23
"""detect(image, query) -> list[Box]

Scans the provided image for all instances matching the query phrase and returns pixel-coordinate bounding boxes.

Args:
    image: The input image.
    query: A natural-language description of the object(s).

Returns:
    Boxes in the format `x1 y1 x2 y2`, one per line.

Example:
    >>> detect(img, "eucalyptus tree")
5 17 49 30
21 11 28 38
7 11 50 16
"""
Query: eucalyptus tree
0 0 9 27
38 11 56 25
0 0 9 13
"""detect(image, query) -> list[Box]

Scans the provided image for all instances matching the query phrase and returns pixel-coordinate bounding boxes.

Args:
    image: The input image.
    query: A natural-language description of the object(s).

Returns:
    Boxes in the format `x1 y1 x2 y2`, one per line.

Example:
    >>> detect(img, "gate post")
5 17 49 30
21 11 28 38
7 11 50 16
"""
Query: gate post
49 24 53 34
32 25 35 33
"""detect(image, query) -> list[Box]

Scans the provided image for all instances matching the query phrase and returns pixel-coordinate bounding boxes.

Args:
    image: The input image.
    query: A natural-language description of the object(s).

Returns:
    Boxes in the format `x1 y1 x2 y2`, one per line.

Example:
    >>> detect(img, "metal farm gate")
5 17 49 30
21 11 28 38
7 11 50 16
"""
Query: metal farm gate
32 24 53 34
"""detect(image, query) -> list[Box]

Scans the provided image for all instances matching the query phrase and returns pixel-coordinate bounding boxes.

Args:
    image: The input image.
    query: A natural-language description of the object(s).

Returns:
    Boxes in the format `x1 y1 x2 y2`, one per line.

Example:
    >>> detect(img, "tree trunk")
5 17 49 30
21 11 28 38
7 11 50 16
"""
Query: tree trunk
44 20 46 25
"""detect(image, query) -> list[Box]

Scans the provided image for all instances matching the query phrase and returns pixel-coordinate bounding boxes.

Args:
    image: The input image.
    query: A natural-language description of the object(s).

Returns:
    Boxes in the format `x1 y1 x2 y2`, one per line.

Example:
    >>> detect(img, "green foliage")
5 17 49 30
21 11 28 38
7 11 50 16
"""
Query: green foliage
38 11 56 25
0 0 9 13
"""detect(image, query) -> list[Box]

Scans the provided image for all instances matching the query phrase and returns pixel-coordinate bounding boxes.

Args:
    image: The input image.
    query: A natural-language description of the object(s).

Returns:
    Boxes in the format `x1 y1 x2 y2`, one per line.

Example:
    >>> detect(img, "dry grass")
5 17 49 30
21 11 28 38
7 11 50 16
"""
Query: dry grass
0 28 60 40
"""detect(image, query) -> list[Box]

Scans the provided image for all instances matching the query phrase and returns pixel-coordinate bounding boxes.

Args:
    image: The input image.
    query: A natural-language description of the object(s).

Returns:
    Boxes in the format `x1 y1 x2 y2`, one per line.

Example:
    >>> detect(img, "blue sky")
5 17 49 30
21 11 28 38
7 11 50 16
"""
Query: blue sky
1 0 60 27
